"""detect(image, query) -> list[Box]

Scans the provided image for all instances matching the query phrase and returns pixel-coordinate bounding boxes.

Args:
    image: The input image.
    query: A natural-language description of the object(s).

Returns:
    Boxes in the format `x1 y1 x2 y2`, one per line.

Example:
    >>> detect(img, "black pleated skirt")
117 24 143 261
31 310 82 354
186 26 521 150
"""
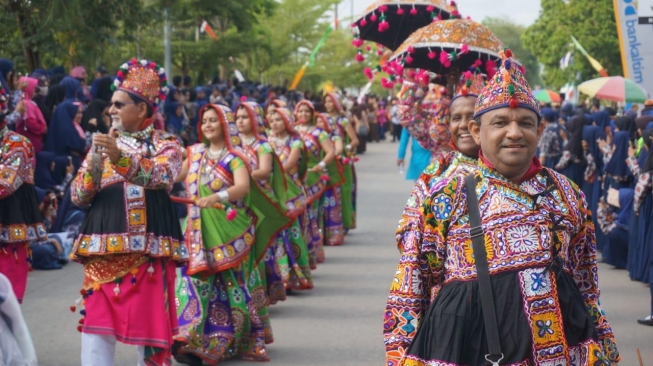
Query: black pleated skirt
0 184 43 226
406 266 598 365
79 183 182 241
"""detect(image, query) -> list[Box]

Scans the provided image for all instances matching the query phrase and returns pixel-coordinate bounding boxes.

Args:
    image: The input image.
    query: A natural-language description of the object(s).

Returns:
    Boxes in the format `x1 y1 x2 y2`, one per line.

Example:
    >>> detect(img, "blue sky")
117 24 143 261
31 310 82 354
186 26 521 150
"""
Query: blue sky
338 0 542 26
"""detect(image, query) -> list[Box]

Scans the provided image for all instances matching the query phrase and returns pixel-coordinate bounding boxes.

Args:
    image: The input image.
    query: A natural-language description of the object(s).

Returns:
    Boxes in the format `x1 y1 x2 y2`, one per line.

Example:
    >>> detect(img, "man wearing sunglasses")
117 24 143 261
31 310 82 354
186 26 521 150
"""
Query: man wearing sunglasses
69 60 188 366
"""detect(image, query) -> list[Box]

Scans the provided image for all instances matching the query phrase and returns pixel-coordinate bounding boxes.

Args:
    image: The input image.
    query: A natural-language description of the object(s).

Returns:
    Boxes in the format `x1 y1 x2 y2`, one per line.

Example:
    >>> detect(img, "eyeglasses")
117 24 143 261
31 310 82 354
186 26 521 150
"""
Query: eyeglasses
108 101 137 110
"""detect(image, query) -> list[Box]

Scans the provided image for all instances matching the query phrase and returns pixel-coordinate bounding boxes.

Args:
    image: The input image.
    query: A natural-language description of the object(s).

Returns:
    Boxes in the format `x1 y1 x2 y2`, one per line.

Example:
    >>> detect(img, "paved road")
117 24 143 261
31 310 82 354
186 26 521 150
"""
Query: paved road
22 141 652 365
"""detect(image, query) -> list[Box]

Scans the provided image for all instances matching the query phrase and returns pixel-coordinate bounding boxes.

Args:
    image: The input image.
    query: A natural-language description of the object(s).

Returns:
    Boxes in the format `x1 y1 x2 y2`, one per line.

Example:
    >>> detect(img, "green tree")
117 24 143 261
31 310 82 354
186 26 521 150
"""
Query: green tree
482 17 543 88
522 0 622 89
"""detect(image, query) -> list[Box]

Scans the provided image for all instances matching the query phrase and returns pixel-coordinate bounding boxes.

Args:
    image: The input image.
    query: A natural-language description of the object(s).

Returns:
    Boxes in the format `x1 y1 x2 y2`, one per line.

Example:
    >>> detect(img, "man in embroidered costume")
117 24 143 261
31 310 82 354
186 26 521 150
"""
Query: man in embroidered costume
70 59 187 366
384 71 484 364
0 85 47 304
385 50 620 366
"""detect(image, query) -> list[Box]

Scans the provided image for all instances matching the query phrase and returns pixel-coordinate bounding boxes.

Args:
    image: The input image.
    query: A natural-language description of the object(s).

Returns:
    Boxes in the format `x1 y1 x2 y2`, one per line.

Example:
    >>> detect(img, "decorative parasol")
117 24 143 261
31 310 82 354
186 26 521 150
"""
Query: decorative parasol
352 0 457 51
388 19 511 78
533 90 562 104
578 76 648 103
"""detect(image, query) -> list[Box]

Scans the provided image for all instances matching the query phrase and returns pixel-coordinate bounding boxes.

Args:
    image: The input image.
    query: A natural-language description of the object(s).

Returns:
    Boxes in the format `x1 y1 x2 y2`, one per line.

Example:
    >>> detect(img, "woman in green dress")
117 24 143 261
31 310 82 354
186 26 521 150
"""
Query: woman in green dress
235 101 291 304
323 93 359 232
268 107 314 290
293 100 338 265
173 104 271 365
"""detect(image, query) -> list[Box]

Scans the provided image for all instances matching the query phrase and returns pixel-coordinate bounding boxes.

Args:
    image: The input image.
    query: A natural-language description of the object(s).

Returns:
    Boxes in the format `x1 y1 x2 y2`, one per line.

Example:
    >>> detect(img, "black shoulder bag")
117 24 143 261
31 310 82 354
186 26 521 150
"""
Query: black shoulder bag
464 174 504 366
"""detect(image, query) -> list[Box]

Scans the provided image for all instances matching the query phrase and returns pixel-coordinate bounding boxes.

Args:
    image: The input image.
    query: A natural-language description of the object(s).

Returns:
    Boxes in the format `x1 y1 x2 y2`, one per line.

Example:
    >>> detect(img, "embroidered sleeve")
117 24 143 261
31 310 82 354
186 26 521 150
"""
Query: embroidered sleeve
229 156 246 172
55 173 74 193
626 156 640 177
398 98 436 152
290 139 303 150
317 130 329 143
600 144 612 166
584 153 596 184
555 151 572 170
538 128 553 157
568 191 620 362
111 135 182 192
339 117 351 127
70 159 100 207
0 138 33 199
384 176 456 366
257 141 274 156
596 204 616 234
633 172 652 214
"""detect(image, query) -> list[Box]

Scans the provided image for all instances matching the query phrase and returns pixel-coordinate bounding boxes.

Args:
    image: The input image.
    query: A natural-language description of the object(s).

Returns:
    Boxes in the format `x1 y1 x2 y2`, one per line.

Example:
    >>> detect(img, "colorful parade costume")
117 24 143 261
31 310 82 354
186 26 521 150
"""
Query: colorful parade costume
323 93 357 231
0 123 47 303
294 101 343 266
175 104 272 363
236 101 293 305
385 51 619 366
316 113 345 246
269 108 313 290
70 59 186 366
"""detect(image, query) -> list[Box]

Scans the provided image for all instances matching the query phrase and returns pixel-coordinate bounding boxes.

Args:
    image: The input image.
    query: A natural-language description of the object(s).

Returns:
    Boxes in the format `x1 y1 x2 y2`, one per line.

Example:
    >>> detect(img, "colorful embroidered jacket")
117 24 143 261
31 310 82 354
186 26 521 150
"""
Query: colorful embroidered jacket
384 161 620 365
0 128 47 243
395 151 477 253
70 128 187 261
0 128 35 199
397 89 451 161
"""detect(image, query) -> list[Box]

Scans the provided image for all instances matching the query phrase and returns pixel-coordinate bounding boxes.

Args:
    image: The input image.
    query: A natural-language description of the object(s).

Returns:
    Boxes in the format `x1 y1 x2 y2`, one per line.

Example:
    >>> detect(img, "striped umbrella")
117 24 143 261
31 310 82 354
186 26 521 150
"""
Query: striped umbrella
533 90 561 103
578 76 648 103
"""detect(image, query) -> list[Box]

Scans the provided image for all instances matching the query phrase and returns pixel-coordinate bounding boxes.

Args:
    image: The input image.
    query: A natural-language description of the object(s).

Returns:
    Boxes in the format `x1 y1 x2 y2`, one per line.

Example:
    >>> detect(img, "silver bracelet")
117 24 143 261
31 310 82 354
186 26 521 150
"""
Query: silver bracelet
217 191 229 203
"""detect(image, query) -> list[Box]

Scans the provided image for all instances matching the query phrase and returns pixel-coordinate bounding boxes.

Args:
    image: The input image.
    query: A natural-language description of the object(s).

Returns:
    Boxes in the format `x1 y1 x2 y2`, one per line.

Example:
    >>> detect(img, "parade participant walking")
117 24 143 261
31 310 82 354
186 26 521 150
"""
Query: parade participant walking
174 104 271 365
268 107 313 290
236 101 291 305
315 113 345 246
385 73 483 364
0 87 47 304
70 59 187 366
323 93 359 232
294 100 337 266
386 50 620 365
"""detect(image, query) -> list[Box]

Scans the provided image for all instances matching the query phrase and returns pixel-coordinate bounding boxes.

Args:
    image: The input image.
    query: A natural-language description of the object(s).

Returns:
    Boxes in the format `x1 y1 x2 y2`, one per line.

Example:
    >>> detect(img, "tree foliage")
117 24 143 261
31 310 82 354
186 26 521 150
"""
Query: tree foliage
482 17 542 88
0 0 373 92
522 0 622 89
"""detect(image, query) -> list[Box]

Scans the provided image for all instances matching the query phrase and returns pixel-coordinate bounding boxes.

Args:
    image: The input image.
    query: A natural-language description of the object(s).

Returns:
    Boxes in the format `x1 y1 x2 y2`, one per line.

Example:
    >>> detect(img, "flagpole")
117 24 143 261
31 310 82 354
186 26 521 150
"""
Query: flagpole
164 8 172 77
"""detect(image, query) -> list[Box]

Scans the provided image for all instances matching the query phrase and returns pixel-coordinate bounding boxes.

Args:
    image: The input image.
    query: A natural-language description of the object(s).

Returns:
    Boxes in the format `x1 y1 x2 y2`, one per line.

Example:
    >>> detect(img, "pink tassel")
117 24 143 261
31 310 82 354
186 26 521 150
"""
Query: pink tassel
360 18 367 27
405 55 414 64
342 157 350 164
410 7 418 15
463 71 472 79
486 60 497 78
407 46 415 54
356 53 364 62
379 5 388 12
226 208 237 221
366 45 372 52
407 70 416 79
320 174 330 182
377 50 383 56
397 8 404 15
460 44 469 55
420 72 430 86
440 52 451 67
364 67 374 80
354 157 360 162
371 13 378 22
426 5 435 11
428 50 437 59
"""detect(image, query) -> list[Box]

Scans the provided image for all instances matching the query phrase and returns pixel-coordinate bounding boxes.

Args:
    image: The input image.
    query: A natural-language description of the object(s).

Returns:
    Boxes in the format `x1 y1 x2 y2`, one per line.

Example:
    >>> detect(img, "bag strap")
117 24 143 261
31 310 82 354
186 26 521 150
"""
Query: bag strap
464 174 504 366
